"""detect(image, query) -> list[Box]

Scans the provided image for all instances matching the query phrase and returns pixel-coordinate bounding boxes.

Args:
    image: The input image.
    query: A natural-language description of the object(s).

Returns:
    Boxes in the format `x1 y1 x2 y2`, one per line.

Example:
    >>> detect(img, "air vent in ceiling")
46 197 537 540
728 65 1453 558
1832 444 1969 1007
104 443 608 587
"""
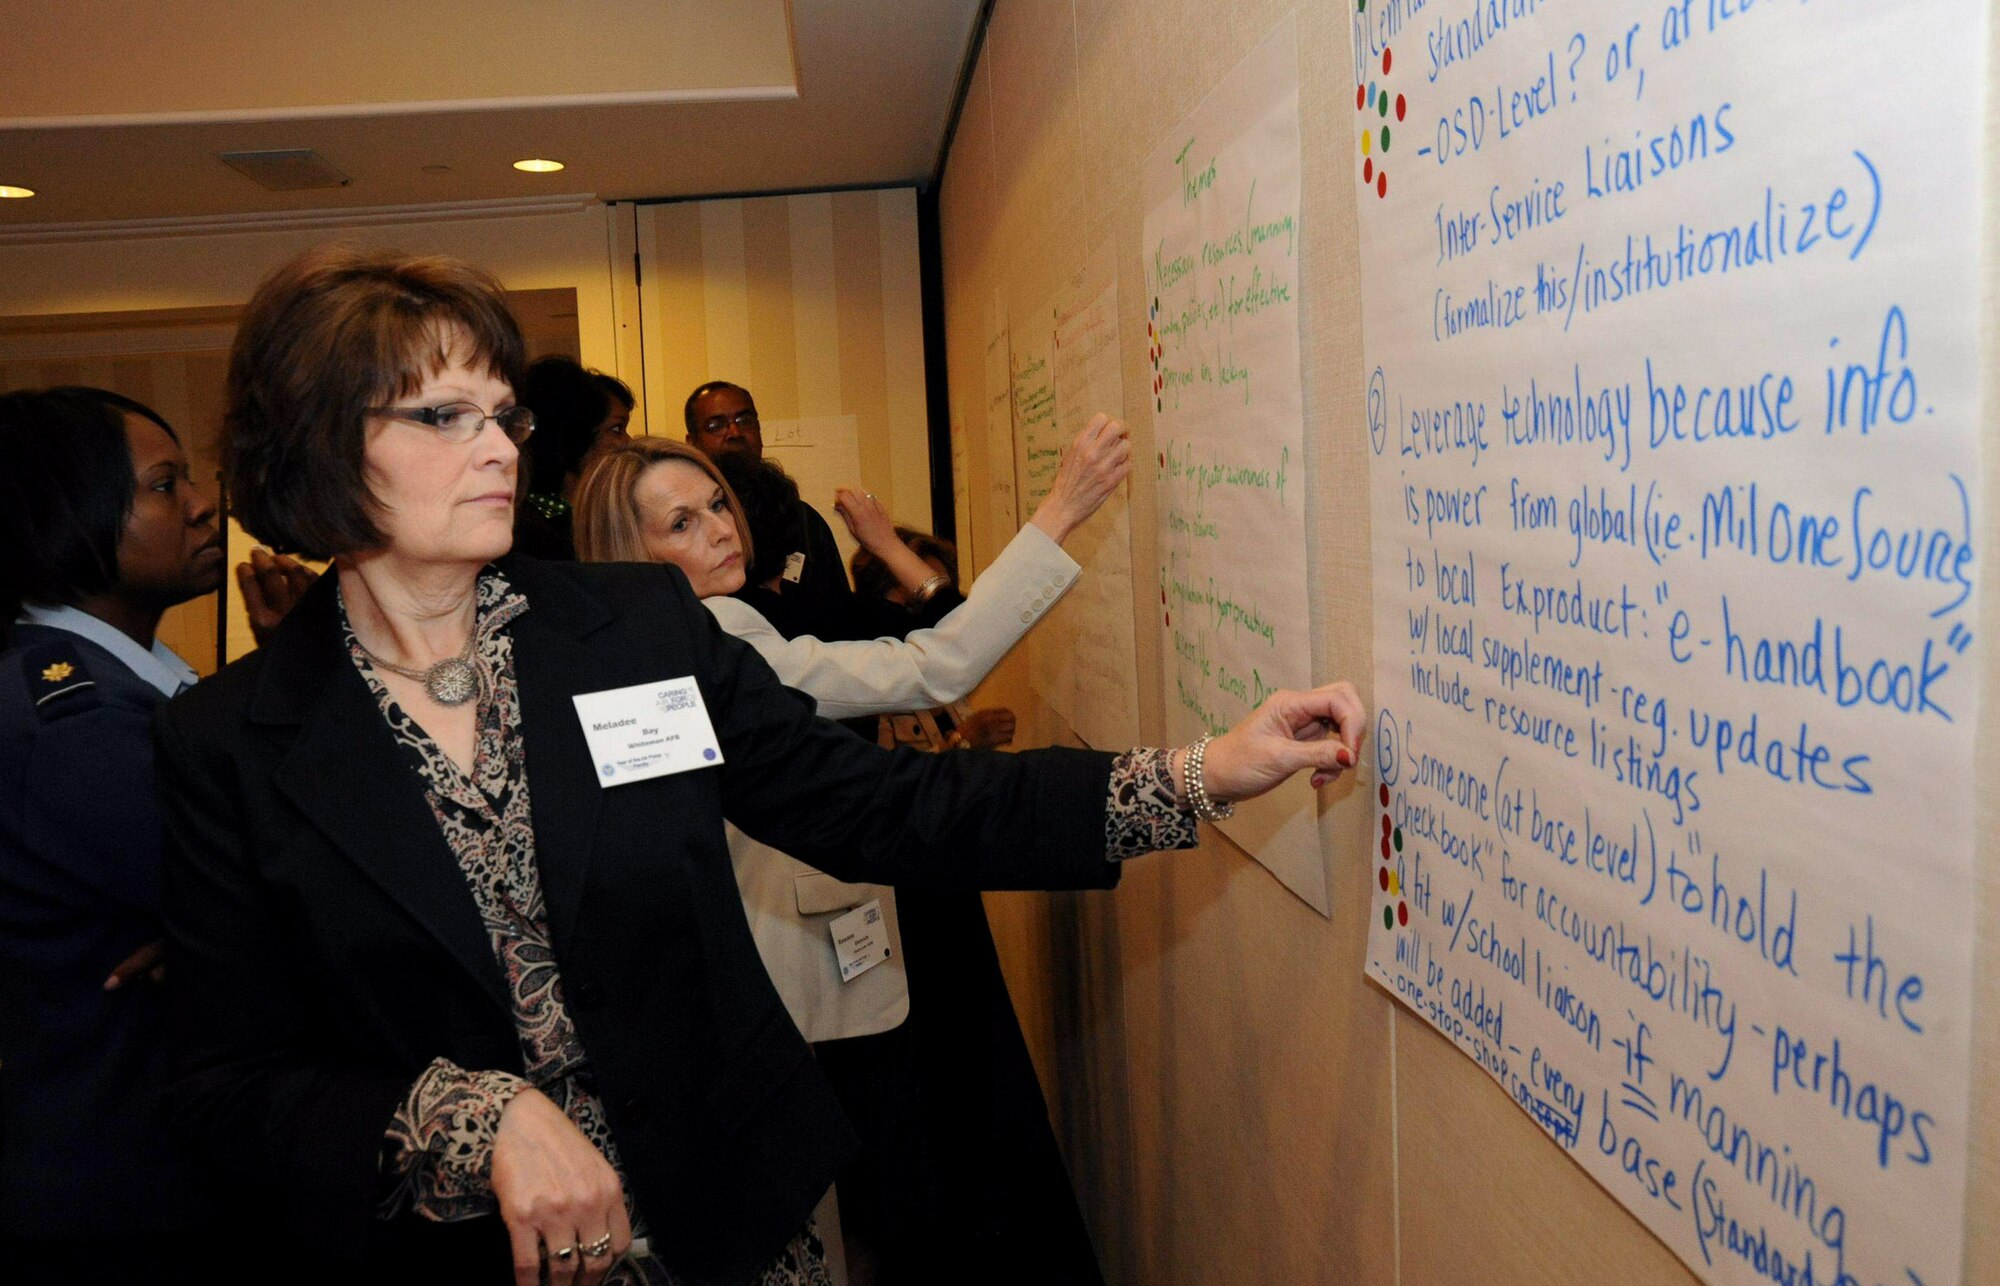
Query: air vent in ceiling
219 149 351 192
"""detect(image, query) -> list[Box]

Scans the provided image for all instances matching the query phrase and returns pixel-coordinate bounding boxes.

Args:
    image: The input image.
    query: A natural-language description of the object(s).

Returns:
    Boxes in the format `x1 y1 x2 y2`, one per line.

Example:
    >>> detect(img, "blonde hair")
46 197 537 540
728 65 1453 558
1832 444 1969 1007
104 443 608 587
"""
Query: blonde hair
572 437 753 571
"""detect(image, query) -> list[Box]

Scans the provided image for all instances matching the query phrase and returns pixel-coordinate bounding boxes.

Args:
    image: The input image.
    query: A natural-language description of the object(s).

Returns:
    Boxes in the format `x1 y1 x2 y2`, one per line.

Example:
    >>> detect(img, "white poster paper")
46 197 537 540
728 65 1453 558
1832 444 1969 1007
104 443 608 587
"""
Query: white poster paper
1350 3 1982 1283
763 414 865 573
983 285 1019 570
1144 15 1324 912
1010 241 1144 750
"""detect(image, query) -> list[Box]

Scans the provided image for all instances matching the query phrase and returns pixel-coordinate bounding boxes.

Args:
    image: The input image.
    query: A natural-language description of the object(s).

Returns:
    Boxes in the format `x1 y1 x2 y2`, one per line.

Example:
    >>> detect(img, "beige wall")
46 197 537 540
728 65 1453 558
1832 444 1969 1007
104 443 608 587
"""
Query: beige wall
938 3 1999 1285
636 189 933 535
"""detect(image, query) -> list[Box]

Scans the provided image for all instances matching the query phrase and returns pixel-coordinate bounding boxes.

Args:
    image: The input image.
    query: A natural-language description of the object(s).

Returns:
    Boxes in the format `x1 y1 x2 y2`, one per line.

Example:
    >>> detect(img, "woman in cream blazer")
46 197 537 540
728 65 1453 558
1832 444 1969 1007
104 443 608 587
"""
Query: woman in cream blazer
572 417 1128 1042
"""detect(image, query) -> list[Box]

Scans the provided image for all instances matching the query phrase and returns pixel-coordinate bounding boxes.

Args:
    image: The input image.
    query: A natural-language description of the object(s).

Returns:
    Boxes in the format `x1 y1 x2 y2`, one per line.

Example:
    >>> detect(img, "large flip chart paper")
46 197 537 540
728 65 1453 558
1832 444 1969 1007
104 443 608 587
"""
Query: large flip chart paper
1144 15 1325 912
1351 2 1984 1282
983 285 1019 567
762 414 865 573
1009 242 1144 750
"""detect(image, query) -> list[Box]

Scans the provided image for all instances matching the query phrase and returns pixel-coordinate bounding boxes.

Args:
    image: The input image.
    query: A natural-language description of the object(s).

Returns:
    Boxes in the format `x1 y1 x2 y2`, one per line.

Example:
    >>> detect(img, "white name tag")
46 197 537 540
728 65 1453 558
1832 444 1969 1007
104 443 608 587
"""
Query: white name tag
572 677 723 788
830 899 891 982
782 550 807 583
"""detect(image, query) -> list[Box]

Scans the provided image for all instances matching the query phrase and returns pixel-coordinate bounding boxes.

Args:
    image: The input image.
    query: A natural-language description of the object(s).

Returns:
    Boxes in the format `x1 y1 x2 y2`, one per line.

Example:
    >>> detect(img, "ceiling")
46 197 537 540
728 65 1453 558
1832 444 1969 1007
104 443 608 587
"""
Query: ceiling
0 0 983 230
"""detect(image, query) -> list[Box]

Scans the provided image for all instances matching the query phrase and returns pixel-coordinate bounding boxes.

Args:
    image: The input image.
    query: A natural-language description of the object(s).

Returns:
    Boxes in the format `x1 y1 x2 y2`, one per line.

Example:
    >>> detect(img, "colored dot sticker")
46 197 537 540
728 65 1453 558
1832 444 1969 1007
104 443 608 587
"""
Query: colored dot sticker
1380 126 1391 152
1378 783 1389 807
1382 47 1392 74
1363 158 1373 184
1379 866 1390 892
1378 93 1389 118
1398 902 1410 927
1361 131 1371 157
1390 871 1401 896
1357 84 1366 110
1381 835 1391 860
1393 827 1403 853
1380 814 1391 836
1378 171 1388 198
1384 906 1395 931
1396 93 1407 120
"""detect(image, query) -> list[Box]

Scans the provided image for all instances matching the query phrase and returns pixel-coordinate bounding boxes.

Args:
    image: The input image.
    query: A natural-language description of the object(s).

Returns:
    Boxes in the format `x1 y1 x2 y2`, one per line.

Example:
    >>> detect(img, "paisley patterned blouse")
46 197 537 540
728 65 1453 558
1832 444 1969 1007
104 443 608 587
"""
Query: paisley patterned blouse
343 570 1197 1283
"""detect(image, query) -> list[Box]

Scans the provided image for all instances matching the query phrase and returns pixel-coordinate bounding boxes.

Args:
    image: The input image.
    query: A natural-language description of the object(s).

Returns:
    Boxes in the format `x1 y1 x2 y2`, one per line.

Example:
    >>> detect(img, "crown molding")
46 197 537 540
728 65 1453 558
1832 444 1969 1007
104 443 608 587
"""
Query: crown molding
0 194 603 246
0 84 796 131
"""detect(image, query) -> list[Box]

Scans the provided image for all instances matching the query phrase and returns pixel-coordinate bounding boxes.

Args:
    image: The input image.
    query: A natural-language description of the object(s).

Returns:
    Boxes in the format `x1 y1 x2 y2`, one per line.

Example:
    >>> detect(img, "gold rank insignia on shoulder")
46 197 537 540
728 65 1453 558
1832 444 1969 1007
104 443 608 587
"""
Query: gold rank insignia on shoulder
41 661 75 683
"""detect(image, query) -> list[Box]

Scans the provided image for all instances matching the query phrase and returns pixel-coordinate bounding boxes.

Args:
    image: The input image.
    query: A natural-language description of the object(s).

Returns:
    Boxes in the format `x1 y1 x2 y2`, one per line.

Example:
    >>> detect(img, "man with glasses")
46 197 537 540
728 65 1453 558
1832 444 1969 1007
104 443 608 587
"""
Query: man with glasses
684 381 855 624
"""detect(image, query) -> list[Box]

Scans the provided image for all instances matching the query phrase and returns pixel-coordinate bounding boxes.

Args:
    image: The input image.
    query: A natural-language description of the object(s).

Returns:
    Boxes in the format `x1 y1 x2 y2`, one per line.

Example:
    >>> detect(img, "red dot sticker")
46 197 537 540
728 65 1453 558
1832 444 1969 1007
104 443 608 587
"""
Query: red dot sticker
1396 93 1406 120
1363 158 1373 183
1357 84 1366 110
1381 835 1391 859
1397 901 1410 926
1377 171 1388 198
1382 47 1392 74
1379 866 1390 892
1378 783 1389 807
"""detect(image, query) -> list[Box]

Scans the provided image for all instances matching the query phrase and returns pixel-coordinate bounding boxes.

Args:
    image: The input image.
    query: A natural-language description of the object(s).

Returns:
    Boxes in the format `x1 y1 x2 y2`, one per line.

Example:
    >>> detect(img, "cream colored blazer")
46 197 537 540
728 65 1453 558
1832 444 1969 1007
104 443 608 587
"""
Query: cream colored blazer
704 524 1081 1042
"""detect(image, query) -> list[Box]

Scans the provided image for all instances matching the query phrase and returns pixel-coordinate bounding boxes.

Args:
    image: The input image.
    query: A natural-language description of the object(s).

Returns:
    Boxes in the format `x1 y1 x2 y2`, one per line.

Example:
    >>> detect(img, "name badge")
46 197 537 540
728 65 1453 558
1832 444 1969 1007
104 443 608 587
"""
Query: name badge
782 550 807 583
572 677 723 787
830 899 891 982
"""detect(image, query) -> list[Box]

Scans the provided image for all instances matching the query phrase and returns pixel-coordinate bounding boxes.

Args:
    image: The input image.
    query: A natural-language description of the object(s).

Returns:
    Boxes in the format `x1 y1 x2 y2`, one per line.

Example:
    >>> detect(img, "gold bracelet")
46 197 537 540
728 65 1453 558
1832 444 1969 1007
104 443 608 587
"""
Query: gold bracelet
910 573 951 605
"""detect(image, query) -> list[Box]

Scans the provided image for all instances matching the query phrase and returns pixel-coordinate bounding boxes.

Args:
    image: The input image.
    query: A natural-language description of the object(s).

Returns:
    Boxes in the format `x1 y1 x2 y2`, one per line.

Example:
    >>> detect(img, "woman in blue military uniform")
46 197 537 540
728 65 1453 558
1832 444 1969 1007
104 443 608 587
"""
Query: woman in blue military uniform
0 386 233 1275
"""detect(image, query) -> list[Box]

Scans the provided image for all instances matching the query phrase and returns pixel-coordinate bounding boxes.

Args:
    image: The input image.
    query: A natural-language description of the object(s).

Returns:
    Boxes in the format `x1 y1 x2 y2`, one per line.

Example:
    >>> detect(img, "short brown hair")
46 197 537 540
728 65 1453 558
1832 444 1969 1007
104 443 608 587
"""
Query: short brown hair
225 244 528 558
572 436 753 570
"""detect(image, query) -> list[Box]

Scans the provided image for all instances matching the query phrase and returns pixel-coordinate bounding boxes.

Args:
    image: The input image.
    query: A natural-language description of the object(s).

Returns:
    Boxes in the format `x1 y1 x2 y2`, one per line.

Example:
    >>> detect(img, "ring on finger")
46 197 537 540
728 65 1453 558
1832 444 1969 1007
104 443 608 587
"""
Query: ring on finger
585 1233 615 1258
551 1242 579 1263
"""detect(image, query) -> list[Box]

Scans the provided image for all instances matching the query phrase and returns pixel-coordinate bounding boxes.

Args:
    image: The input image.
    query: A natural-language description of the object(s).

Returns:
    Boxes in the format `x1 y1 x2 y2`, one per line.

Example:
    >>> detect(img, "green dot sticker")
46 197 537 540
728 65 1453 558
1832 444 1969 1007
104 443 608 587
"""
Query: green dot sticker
1380 126 1391 152
1393 827 1403 853
1384 906 1395 931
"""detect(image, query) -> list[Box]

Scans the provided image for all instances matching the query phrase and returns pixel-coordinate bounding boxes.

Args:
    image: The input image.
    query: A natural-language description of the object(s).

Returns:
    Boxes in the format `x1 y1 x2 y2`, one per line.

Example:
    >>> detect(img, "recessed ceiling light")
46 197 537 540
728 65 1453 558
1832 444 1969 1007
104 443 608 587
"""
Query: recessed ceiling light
512 158 564 174
0 185 36 199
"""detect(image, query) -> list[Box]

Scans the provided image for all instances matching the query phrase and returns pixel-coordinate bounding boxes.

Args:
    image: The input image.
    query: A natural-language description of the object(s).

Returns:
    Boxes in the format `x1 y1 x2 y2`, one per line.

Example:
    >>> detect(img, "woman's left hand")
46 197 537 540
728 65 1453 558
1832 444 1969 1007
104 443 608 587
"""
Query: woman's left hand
1196 681 1366 803
833 487 899 554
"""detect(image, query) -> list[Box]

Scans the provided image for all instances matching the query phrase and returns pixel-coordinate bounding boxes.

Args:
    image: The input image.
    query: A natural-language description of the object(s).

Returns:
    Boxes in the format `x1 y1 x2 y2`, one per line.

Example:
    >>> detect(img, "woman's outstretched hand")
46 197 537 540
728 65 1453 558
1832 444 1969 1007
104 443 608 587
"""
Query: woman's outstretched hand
832 487 900 556
1195 681 1367 804
1029 414 1133 544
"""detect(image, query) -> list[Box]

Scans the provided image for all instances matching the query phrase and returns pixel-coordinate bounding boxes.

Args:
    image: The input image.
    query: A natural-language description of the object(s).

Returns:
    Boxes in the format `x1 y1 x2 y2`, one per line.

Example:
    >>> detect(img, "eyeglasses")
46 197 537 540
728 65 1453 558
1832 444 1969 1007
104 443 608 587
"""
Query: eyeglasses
369 402 536 444
699 409 760 435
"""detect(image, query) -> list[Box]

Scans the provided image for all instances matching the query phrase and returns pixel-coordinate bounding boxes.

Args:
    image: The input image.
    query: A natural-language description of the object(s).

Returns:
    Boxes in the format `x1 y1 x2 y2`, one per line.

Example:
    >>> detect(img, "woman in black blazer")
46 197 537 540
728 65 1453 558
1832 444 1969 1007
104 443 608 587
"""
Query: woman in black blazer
156 245 1364 1286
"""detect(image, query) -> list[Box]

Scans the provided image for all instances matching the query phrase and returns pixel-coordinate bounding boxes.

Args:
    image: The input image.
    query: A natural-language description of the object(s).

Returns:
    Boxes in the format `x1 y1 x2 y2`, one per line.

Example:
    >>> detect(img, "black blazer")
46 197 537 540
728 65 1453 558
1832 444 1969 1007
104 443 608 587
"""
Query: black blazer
153 556 1118 1284
0 625 215 1239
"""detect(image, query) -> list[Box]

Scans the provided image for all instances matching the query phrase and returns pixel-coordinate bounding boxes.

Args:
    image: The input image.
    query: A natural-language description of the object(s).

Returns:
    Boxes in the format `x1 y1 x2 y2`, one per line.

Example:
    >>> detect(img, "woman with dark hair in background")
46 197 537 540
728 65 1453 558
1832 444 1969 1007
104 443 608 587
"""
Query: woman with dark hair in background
0 386 228 1276
853 527 1102 1283
589 370 635 436
514 355 627 560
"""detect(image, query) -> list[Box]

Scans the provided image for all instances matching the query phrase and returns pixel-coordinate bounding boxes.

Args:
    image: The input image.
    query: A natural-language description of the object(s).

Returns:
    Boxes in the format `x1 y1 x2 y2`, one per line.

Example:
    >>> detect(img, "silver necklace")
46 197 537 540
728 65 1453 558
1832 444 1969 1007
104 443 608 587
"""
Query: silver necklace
354 628 482 706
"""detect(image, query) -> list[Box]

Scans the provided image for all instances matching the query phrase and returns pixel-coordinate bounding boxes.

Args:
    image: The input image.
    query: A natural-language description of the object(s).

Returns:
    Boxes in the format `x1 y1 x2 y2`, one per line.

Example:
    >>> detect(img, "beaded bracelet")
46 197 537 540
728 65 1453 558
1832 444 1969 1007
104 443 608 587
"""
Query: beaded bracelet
1182 735 1236 822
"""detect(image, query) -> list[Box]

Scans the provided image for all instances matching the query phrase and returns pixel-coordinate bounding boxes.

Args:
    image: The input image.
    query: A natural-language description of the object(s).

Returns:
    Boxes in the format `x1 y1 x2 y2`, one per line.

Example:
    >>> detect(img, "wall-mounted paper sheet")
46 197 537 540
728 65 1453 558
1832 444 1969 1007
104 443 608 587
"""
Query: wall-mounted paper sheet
1350 3 1983 1282
763 414 865 574
984 285 1019 568
1010 241 1144 750
1144 14 1324 913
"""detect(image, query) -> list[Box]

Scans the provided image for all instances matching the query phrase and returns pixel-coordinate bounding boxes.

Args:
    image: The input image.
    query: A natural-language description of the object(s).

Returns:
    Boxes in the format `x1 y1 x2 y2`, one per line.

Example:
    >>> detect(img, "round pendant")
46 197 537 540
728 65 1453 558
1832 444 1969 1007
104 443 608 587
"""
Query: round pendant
423 656 481 706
